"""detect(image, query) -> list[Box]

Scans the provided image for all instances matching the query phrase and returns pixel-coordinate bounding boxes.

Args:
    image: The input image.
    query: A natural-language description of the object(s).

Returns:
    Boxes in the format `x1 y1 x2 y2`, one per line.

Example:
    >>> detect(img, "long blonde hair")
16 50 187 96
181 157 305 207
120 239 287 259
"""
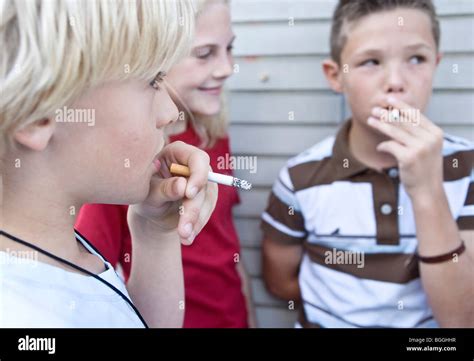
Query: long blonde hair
0 0 195 157
174 0 230 149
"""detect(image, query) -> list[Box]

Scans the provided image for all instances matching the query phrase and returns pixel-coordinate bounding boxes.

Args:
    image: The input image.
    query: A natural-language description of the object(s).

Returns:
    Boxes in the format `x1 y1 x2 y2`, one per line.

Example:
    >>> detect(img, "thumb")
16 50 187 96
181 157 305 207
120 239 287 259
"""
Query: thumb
149 176 187 205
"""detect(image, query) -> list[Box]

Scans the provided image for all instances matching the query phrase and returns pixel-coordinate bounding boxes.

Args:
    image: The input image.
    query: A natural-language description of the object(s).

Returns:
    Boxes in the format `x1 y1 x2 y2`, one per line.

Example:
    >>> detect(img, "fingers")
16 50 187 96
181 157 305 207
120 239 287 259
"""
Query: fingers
368 95 444 146
140 176 186 217
177 184 205 245
376 140 409 161
369 96 444 168
384 97 439 134
185 150 211 199
153 141 218 245
158 141 211 199
188 182 218 239
177 182 218 246
370 106 428 137
178 188 205 244
367 116 418 146
155 176 187 203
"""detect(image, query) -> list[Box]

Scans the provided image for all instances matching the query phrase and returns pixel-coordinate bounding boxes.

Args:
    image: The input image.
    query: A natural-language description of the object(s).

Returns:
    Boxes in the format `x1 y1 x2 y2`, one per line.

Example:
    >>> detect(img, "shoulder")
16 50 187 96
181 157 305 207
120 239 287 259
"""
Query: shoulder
287 136 336 168
0 255 65 327
442 133 474 155
442 134 473 182
277 136 336 191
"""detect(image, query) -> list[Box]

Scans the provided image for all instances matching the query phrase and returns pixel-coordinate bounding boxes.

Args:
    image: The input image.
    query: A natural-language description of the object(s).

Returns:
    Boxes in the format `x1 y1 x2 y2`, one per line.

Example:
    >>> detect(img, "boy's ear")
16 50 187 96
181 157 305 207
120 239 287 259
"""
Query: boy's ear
435 52 443 66
322 59 343 93
13 118 56 151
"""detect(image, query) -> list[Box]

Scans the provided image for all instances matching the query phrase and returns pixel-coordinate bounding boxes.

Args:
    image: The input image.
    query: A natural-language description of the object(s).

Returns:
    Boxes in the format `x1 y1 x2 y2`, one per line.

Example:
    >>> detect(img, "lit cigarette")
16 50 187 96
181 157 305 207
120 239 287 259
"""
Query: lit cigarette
389 107 400 122
170 163 252 191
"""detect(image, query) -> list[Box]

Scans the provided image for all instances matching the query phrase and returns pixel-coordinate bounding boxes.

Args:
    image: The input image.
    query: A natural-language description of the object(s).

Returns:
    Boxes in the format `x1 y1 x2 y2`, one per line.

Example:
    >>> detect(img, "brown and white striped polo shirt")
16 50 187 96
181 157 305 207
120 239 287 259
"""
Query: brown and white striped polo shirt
261 120 474 328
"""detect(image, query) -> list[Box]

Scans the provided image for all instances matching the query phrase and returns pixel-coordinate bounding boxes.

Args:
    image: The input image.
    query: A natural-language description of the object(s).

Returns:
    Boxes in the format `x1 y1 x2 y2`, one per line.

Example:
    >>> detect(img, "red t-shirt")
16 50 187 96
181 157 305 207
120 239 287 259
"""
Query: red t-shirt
75 124 248 328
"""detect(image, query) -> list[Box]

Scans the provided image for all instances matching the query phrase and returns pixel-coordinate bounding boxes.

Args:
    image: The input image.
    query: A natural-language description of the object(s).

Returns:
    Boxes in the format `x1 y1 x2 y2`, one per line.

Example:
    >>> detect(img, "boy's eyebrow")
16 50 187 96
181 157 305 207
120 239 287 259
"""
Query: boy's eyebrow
193 35 236 49
402 42 433 51
351 48 384 58
352 42 433 58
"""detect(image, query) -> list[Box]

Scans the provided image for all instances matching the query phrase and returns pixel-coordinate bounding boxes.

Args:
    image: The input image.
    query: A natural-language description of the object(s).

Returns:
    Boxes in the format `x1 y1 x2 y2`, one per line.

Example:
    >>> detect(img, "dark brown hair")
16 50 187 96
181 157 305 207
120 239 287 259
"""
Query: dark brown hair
330 0 440 64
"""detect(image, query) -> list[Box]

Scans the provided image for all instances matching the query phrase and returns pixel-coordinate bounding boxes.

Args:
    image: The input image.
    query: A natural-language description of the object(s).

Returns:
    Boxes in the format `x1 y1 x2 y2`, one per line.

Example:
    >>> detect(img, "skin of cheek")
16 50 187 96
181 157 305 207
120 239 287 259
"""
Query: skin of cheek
165 5 234 118
167 59 221 117
58 83 163 205
409 66 435 112
336 8 439 127
342 64 435 127
190 84 222 116
343 71 375 125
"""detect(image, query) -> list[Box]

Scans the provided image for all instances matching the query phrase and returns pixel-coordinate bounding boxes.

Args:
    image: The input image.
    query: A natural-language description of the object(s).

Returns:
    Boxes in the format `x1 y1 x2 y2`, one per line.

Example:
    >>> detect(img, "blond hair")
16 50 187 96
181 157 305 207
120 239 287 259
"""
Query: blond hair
0 0 195 156
173 0 230 149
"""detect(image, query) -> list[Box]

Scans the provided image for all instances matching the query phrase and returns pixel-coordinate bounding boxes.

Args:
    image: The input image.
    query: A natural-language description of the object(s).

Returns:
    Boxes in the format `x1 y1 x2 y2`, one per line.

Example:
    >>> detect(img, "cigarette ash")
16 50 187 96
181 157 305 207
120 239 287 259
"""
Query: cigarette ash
232 177 252 191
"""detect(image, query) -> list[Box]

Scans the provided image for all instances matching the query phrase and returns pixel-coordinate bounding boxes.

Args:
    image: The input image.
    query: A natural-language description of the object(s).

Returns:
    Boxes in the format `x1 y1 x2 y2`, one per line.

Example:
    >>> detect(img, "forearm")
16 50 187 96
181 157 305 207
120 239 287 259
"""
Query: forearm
280 281 301 303
412 188 474 327
264 275 301 302
236 261 257 327
126 216 185 328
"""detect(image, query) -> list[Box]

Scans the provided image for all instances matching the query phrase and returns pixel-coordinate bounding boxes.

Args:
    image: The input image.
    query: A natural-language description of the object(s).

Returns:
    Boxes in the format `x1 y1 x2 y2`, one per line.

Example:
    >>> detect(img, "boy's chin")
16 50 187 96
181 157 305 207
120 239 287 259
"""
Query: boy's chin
104 184 151 206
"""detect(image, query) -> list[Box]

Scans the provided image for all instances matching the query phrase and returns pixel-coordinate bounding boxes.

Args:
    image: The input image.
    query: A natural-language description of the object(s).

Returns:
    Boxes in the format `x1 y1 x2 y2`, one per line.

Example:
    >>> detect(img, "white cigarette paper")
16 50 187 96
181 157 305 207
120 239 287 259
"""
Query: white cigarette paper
170 163 252 191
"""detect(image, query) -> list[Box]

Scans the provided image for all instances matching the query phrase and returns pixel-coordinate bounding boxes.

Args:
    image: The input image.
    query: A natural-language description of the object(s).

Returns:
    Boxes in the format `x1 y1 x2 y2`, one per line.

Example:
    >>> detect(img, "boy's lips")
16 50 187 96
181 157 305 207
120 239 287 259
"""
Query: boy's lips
153 158 161 172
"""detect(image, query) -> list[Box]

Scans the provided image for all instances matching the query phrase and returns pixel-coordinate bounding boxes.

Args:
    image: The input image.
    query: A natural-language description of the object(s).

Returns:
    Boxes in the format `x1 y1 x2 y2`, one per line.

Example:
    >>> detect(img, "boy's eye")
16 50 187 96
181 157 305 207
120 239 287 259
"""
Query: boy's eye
227 45 234 53
360 59 379 67
194 46 212 59
150 71 166 90
409 55 425 64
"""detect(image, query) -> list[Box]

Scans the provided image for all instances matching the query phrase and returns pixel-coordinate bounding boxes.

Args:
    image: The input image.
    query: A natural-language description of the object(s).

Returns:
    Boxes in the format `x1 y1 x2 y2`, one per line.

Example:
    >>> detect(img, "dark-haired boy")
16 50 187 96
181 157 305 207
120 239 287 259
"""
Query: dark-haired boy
262 0 473 327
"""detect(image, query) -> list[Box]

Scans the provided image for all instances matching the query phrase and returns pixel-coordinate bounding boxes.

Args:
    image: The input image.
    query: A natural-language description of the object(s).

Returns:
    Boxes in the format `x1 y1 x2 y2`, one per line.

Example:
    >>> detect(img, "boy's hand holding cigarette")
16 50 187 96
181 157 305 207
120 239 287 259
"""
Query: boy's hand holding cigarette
368 96 444 201
128 141 218 245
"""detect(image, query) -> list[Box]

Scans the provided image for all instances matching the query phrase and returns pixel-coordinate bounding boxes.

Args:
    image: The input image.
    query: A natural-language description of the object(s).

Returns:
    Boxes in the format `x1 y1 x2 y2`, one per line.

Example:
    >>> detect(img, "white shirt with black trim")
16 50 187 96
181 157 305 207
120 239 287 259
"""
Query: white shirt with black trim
0 231 145 328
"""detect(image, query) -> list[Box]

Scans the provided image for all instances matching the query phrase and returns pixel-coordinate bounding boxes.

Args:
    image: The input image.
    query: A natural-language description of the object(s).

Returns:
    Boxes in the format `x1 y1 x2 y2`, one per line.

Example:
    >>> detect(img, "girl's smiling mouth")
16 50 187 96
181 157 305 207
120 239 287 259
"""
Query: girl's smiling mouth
198 86 222 95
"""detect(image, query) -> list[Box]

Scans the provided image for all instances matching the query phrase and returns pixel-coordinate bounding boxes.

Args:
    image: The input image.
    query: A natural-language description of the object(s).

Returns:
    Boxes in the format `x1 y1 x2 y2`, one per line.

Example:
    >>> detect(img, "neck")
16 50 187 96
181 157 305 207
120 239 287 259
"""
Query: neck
348 118 398 171
1 158 82 261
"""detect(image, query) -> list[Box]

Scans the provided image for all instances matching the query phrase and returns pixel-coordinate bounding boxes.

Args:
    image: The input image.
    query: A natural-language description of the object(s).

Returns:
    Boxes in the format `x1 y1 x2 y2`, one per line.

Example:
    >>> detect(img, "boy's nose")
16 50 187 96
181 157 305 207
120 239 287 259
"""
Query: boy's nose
157 89 179 128
384 66 405 94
